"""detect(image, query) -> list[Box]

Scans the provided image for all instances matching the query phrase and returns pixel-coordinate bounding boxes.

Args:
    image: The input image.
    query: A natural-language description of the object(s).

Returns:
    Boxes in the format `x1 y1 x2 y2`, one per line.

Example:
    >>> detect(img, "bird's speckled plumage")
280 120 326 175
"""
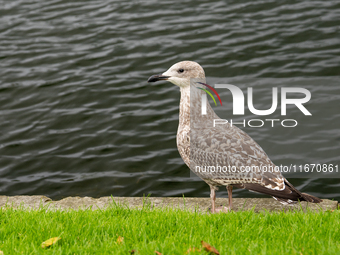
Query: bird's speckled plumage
148 61 321 212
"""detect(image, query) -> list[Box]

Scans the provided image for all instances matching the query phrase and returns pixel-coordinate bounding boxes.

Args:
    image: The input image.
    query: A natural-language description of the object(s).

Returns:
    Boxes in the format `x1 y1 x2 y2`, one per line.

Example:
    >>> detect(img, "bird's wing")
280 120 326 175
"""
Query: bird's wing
190 125 285 190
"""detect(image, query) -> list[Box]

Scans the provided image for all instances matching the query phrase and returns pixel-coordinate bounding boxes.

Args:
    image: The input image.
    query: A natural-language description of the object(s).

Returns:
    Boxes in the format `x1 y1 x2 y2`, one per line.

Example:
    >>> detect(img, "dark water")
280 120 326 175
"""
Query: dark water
0 0 339 200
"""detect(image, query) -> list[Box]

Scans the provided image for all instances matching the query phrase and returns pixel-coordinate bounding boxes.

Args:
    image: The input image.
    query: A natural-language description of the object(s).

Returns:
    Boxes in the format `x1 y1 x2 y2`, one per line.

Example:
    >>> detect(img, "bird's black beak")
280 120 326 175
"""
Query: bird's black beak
147 74 170 83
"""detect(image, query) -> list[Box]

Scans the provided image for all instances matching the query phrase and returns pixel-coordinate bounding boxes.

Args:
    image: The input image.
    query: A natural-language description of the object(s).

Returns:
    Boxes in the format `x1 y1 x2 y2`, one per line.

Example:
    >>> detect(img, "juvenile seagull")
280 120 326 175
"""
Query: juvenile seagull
148 61 321 213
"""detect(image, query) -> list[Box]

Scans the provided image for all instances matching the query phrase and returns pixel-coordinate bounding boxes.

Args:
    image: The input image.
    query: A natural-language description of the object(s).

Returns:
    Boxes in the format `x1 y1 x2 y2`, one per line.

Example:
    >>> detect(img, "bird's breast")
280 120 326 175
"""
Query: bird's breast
176 125 190 167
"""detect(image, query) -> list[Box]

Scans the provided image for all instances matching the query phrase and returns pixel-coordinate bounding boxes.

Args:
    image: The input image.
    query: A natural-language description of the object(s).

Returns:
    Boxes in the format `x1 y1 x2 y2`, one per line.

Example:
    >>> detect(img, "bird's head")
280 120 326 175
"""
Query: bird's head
147 61 205 88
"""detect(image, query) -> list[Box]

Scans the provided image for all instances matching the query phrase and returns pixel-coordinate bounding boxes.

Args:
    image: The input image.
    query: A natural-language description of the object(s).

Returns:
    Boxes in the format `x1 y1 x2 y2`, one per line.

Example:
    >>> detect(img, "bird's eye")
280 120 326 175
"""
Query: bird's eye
178 68 184 73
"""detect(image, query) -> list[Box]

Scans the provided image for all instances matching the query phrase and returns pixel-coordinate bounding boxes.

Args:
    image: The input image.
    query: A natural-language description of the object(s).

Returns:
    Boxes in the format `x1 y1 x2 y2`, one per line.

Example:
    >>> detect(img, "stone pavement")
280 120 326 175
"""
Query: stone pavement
0 196 337 212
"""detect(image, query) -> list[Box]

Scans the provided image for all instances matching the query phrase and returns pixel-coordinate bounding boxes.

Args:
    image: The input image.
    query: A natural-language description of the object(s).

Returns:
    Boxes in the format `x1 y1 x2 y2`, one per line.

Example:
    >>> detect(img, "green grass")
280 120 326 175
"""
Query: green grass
0 201 339 254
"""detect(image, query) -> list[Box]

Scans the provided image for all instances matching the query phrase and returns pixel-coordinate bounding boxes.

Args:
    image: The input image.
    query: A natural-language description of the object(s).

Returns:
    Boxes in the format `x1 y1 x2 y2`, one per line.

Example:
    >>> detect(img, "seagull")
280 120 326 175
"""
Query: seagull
147 61 322 213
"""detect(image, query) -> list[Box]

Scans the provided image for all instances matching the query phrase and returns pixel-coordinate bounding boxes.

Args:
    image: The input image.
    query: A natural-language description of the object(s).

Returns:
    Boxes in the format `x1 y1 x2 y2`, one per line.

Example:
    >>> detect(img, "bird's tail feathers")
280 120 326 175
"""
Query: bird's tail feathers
300 192 322 203
284 180 322 203
236 180 322 204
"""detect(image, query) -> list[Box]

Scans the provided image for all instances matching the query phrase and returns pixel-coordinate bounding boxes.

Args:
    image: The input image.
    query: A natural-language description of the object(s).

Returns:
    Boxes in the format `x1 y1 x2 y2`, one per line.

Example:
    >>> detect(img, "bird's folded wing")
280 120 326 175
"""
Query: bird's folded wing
190 126 285 190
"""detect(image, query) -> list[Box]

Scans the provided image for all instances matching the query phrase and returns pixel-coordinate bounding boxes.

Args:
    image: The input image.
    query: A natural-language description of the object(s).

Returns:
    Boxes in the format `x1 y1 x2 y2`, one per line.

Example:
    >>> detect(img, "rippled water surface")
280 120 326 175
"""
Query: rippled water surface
0 0 339 200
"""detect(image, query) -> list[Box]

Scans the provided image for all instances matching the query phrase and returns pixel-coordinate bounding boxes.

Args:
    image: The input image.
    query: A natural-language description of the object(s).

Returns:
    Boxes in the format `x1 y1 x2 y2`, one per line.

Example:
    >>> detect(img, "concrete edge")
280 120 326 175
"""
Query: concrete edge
0 196 337 212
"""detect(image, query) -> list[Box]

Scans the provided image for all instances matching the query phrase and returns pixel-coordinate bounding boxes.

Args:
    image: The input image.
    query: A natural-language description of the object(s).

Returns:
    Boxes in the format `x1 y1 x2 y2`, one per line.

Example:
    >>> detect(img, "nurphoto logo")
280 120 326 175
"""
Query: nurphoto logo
199 83 312 128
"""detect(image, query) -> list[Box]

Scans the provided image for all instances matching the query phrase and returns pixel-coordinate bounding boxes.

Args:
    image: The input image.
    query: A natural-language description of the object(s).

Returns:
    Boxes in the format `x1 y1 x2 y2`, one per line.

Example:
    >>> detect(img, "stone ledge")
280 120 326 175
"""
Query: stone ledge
0 196 337 212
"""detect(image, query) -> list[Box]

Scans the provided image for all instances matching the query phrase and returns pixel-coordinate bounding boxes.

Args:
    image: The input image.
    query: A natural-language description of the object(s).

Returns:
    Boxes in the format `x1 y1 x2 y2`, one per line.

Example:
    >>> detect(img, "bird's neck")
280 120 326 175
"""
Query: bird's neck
179 86 191 127
179 84 216 129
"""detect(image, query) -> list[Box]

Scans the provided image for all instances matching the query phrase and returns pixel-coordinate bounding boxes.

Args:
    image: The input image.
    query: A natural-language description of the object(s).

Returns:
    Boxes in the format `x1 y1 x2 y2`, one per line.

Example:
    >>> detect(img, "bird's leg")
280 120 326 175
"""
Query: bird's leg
227 185 233 211
210 186 216 213
209 185 229 213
